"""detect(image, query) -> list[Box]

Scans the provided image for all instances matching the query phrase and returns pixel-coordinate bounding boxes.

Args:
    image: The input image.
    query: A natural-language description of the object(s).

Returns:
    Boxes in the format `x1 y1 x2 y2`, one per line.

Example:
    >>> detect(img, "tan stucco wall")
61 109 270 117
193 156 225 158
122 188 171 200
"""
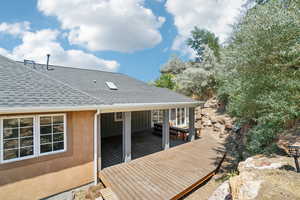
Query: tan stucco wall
0 111 95 200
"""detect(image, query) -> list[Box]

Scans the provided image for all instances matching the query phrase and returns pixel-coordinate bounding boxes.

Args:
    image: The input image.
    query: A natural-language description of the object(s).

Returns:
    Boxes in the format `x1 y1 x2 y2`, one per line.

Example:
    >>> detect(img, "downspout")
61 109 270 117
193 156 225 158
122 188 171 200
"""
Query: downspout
94 109 101 185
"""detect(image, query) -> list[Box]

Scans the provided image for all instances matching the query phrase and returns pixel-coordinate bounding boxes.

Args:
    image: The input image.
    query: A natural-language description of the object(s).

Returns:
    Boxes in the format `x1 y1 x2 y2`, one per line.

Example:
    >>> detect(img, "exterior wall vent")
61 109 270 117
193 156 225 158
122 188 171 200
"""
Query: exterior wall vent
106 81 118 90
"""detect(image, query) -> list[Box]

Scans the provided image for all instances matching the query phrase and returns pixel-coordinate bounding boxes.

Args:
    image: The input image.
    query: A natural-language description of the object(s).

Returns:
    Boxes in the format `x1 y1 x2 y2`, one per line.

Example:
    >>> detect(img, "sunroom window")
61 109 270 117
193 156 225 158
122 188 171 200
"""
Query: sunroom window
2 117 34 161
152 110 163 125
151 107 188 127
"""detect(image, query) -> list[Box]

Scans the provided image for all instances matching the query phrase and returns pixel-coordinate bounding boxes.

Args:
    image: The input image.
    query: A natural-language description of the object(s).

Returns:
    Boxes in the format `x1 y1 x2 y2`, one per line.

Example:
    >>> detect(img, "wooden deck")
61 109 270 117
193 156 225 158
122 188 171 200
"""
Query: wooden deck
99 134 223 200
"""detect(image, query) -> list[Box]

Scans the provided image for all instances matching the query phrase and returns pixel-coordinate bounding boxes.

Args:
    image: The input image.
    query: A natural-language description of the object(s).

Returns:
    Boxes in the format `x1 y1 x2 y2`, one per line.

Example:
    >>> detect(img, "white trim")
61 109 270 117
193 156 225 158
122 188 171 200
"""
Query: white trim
38 114 67 156
0 101 201 115
0 114 67 164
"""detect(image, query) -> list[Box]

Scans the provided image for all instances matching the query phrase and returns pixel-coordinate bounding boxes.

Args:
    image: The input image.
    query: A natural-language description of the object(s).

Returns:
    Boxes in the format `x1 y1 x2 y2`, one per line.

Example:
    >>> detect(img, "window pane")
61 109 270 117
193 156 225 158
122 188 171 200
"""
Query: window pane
20 146 33 157
4 139 19 149
40 135 52 144
39 115 65 154
53 116 64 124
186 108 189 125
4 149 18 160
20 118 33 127
20 137 33 147
181 108 185 125
40 144 52 153
53 133 64 142
53 142 64 151
177 108 180 125
20 127 33 137
3 128 18 139
40 125 52 134
171 109 176 121
40 116 51 125
53 124 64 133
3 118 18 128
116 112 122 120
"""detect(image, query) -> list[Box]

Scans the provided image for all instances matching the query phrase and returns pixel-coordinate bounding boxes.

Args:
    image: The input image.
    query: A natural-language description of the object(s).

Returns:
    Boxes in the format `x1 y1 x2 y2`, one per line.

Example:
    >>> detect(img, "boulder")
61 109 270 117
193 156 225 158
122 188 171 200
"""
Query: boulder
238 155 291 172
230 169 300 200
208 181 231 200
209 155 300 200
230 171 263 200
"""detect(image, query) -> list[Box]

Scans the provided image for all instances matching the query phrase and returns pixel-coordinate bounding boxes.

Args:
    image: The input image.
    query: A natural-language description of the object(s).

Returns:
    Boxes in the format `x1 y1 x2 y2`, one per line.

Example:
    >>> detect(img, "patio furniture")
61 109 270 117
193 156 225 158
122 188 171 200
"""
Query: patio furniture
153 123 189 141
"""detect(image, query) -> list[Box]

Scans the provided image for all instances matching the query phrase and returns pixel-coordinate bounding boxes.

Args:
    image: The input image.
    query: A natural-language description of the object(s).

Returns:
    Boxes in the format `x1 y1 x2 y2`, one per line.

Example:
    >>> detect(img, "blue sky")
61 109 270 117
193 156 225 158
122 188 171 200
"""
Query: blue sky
0 0 244 82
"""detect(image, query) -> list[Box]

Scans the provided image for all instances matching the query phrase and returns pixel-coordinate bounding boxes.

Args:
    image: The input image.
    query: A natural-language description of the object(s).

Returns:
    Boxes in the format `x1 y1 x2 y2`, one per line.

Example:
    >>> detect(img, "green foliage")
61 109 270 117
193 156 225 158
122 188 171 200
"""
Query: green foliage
175 45 221 98
153 73 176 90
160 54 186 75
187 27 220 60
218 0 300 155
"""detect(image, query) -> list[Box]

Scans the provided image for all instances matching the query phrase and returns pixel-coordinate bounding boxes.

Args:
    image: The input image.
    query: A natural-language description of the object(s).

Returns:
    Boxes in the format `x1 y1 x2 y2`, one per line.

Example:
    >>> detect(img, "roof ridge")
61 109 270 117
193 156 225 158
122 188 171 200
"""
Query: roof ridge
16 60 122 75
15 60 106 105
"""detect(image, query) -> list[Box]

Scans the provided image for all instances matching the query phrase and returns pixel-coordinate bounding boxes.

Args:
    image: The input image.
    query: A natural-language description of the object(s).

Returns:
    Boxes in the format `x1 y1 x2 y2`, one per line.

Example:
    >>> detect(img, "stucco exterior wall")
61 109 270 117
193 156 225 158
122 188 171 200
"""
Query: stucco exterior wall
0 111 95 200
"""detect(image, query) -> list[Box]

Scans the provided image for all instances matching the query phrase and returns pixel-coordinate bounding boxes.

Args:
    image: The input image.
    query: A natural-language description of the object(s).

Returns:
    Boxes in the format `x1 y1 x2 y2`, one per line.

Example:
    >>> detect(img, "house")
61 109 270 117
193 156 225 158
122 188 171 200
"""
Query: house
0 55 199 200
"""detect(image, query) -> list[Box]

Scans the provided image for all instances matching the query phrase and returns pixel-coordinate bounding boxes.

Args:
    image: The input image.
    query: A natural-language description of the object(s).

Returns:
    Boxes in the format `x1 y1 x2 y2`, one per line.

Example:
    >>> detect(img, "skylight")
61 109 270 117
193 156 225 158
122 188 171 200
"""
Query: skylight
106 81 118 90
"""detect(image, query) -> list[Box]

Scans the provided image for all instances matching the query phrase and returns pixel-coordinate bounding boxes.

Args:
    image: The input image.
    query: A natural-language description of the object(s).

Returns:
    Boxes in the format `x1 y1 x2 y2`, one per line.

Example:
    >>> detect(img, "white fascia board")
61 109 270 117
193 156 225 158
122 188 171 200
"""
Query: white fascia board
99 101 202 113
0 101 203 115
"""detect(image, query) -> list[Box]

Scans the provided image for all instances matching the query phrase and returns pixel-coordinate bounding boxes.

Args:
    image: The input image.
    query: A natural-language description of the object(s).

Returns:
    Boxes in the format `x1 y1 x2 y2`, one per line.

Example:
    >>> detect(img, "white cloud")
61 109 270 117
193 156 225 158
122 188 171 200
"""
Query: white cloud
0 21 30 36
165 0 245 57
37 0 165 53
0 22 119 71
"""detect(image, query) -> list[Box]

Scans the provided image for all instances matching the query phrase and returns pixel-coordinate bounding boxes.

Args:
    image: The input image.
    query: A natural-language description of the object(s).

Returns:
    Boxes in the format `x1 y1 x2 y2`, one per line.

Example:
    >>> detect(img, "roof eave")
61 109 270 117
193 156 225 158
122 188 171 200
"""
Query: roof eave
0 101 203 115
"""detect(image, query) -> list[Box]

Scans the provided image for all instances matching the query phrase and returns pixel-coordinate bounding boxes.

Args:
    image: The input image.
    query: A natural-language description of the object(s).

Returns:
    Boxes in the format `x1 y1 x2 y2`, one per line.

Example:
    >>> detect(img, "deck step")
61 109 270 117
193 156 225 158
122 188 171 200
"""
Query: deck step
100 188 119 200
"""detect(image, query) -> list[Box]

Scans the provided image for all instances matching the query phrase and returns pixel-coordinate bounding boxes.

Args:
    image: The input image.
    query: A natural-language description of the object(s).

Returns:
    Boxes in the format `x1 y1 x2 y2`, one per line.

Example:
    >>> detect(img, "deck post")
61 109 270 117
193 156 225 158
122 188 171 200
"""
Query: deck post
93 109 100 185
188 107 195 141
123 112 132 162
162 109 170 150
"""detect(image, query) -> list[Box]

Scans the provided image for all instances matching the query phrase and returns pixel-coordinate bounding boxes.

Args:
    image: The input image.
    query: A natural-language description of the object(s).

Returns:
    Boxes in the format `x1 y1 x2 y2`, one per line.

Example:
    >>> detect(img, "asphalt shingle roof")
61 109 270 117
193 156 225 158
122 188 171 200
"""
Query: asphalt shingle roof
0 55 196 110
41 64 196 104
0 55 103 108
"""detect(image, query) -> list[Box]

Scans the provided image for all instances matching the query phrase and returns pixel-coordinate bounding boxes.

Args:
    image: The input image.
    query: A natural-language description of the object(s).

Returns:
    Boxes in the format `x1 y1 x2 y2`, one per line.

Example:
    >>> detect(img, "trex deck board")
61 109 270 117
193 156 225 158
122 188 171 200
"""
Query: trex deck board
99 134 222 200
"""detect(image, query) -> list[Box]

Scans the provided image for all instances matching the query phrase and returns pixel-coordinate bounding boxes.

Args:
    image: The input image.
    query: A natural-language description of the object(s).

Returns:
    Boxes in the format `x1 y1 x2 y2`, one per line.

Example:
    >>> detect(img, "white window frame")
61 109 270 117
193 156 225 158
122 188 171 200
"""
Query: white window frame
114 112 123 122
151 107 189 128
0 115 36 164
0 113 67 164
38 114 67 156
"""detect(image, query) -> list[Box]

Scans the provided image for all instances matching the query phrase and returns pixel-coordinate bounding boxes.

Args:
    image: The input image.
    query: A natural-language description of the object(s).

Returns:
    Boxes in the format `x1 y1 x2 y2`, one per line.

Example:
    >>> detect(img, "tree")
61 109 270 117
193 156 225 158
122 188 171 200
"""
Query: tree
187 27 220 61
218 0 300 155
160 54 186 75
152 73 176 90
175 45 221 98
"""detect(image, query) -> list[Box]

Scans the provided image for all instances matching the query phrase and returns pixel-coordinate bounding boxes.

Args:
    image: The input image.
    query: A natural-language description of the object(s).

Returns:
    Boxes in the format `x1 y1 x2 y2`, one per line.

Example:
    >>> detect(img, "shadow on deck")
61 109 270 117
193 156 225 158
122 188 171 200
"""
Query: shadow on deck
101 129 188 168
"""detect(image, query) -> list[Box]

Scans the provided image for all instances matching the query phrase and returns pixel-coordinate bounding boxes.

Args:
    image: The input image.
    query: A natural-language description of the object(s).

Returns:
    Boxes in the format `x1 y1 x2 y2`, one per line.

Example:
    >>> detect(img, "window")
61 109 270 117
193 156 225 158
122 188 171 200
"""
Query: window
1 117 35 162
114 112 123 122
39 115 66 154
0 114 66 163
170 109 176 126
176 107 186 127
152 110 163 125
106 81 118 90
151 107 188 128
